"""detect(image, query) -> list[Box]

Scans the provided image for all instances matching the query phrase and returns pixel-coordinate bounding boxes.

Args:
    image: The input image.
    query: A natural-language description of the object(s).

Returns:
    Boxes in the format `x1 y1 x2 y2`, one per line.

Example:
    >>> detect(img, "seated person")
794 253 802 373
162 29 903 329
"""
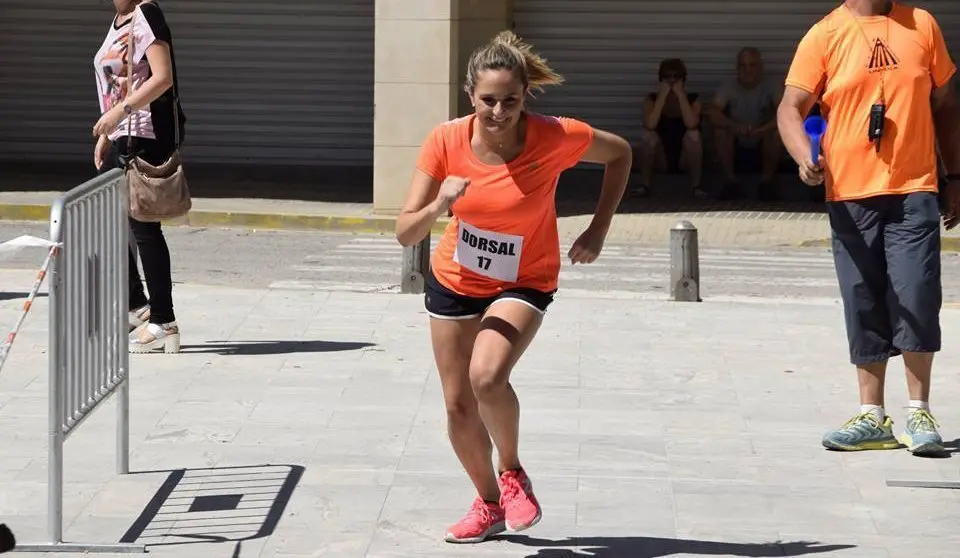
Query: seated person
635 58 705 199
709 47 783 200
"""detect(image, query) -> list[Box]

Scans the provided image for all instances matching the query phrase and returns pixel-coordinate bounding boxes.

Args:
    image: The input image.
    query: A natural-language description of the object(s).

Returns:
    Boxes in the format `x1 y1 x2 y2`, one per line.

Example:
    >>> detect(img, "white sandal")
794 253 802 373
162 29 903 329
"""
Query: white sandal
129 322 180 354
129 305 150 333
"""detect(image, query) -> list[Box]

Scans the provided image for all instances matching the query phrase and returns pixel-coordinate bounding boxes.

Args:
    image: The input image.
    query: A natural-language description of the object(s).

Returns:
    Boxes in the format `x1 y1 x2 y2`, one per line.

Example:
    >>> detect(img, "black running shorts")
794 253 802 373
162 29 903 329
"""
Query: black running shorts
424 269 555 320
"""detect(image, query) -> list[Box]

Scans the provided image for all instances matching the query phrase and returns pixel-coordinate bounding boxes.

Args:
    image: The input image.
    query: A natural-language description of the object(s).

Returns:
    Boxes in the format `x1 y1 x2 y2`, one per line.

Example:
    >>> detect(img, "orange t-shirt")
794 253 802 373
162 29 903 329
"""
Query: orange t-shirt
784 3 956 202
415 112 594 298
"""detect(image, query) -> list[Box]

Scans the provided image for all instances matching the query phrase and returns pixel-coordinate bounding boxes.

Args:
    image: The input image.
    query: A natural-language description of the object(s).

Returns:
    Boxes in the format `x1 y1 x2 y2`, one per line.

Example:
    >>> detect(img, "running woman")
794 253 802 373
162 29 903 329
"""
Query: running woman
395 31 631 543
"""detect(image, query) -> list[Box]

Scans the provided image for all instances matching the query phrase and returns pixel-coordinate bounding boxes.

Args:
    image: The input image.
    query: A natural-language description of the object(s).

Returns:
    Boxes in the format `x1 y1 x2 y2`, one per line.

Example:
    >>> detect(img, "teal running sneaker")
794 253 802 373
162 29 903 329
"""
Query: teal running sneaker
822 412 900 451
900 408 945 456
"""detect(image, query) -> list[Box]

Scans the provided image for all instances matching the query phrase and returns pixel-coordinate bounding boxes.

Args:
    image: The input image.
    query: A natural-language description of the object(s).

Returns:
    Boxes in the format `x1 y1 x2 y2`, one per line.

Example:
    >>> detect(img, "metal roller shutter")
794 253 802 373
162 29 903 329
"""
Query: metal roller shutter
0 0 374 166
513 0 960 148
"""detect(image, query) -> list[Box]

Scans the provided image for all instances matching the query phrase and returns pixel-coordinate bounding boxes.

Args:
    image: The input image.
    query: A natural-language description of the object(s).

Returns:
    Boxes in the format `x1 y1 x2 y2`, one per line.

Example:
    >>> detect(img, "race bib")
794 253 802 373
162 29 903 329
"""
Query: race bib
453 221 523 282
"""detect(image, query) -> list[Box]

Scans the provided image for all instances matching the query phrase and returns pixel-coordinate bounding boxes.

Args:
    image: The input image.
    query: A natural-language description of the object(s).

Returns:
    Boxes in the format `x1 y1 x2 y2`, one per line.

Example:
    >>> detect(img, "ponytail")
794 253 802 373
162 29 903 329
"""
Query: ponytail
464 30 564 95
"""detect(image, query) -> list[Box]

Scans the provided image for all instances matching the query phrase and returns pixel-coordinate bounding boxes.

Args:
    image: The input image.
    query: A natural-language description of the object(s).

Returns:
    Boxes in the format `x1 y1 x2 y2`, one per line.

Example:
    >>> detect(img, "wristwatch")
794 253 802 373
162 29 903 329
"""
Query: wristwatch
122 103 133 115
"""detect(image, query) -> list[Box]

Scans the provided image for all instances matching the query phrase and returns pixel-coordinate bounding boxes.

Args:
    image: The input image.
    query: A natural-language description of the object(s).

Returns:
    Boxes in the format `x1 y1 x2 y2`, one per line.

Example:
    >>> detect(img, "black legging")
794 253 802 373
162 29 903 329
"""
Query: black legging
99 136 176 324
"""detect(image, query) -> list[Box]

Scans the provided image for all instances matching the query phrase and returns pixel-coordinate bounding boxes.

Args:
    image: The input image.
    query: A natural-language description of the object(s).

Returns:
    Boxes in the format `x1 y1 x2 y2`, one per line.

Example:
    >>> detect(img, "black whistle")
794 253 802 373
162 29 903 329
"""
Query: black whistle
869 103 885 153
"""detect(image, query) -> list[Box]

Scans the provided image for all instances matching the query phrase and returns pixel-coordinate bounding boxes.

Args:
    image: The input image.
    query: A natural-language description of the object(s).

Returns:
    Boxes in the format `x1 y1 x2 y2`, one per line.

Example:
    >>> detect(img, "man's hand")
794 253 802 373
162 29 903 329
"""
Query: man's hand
799 155 825 186
734 122 753 137
941 178 960 230
748 123 771 137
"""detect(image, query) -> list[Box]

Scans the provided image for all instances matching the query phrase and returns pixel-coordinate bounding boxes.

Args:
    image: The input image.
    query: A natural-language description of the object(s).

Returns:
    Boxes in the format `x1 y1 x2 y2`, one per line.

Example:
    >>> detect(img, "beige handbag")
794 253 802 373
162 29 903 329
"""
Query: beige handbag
122 18 191 222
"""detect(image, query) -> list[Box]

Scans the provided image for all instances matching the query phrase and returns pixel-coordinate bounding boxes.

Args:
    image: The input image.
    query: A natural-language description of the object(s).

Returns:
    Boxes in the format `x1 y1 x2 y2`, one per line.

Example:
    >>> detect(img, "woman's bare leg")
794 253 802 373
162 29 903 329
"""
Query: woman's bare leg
430 316 500 502
468 302 543 472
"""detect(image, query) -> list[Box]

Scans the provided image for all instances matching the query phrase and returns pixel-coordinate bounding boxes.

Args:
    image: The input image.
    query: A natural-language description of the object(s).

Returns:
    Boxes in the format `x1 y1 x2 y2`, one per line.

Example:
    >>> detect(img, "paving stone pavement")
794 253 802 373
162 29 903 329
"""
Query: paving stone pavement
274 234 960 304
272 235 852 301
0 268 959 557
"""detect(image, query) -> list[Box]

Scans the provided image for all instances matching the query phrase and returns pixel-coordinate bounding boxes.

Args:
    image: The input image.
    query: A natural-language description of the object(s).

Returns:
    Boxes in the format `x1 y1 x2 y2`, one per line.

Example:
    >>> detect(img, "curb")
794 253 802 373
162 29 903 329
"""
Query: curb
797 239 830 248
8 201 956 251
800 236 960 252
0 204 54 223
0 203 450 236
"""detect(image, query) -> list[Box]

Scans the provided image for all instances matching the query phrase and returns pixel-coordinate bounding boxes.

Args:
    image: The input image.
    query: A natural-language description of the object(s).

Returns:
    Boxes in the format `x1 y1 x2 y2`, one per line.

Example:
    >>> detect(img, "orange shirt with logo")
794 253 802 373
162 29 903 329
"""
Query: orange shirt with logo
784 3 956 202
415 112 594 298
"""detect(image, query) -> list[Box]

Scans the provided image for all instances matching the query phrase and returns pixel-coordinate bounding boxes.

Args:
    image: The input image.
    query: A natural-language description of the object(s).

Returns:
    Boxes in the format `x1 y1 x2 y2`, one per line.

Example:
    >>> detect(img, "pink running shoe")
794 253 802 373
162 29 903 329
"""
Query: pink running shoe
498 468 542 531
444 497 506 543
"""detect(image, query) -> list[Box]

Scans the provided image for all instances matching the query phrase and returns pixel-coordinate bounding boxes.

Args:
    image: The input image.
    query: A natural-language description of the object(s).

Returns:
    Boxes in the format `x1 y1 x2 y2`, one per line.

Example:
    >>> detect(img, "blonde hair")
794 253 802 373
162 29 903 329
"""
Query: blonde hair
464 30 564 96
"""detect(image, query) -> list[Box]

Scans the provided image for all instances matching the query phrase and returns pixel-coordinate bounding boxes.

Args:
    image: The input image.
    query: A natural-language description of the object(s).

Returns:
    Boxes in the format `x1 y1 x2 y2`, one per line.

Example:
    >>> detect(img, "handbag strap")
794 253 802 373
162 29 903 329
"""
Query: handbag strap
142 0 183 150
170 61 182 150
121 2 182 153
123 13 136 158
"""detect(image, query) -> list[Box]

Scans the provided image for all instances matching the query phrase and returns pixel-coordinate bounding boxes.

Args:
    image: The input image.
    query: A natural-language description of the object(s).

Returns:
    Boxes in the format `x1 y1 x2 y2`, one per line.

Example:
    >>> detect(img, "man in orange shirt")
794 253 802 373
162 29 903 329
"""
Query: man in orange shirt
778 0 960 456
395 32 631 543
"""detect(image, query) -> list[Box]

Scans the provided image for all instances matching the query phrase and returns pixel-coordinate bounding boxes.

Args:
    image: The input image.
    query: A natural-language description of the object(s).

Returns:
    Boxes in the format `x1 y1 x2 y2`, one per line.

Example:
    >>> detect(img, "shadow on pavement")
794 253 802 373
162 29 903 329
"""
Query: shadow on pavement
179 340 374 355
0 291 46 302
942 438 960 456
0 524 14 554
506 535 856 557
123 464 304 555
886 437 960 461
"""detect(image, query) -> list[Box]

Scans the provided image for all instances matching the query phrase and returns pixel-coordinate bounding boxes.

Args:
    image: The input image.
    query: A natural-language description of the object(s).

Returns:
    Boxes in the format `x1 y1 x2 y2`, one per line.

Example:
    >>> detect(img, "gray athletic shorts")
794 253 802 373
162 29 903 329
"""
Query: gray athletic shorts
826 192 942 365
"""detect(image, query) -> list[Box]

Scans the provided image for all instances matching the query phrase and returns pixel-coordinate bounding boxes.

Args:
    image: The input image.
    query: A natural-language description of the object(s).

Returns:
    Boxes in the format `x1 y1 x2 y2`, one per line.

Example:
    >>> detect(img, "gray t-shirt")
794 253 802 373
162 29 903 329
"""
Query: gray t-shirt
715 78 780 147
717 78 780 125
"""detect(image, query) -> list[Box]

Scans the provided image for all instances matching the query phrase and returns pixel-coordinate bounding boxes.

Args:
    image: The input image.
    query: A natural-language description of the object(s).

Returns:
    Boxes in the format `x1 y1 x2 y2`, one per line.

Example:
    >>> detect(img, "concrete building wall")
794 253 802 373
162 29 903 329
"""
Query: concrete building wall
372 0 512 214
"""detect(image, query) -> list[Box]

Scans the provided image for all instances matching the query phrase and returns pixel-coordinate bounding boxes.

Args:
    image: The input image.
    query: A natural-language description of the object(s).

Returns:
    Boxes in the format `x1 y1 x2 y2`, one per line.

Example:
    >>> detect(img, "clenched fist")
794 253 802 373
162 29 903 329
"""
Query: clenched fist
435 175 470 212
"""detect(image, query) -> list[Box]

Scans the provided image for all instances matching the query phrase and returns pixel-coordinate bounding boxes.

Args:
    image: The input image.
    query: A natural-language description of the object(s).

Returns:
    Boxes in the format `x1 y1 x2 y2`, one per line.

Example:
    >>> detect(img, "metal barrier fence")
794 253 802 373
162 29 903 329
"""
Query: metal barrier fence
17 168 145 553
